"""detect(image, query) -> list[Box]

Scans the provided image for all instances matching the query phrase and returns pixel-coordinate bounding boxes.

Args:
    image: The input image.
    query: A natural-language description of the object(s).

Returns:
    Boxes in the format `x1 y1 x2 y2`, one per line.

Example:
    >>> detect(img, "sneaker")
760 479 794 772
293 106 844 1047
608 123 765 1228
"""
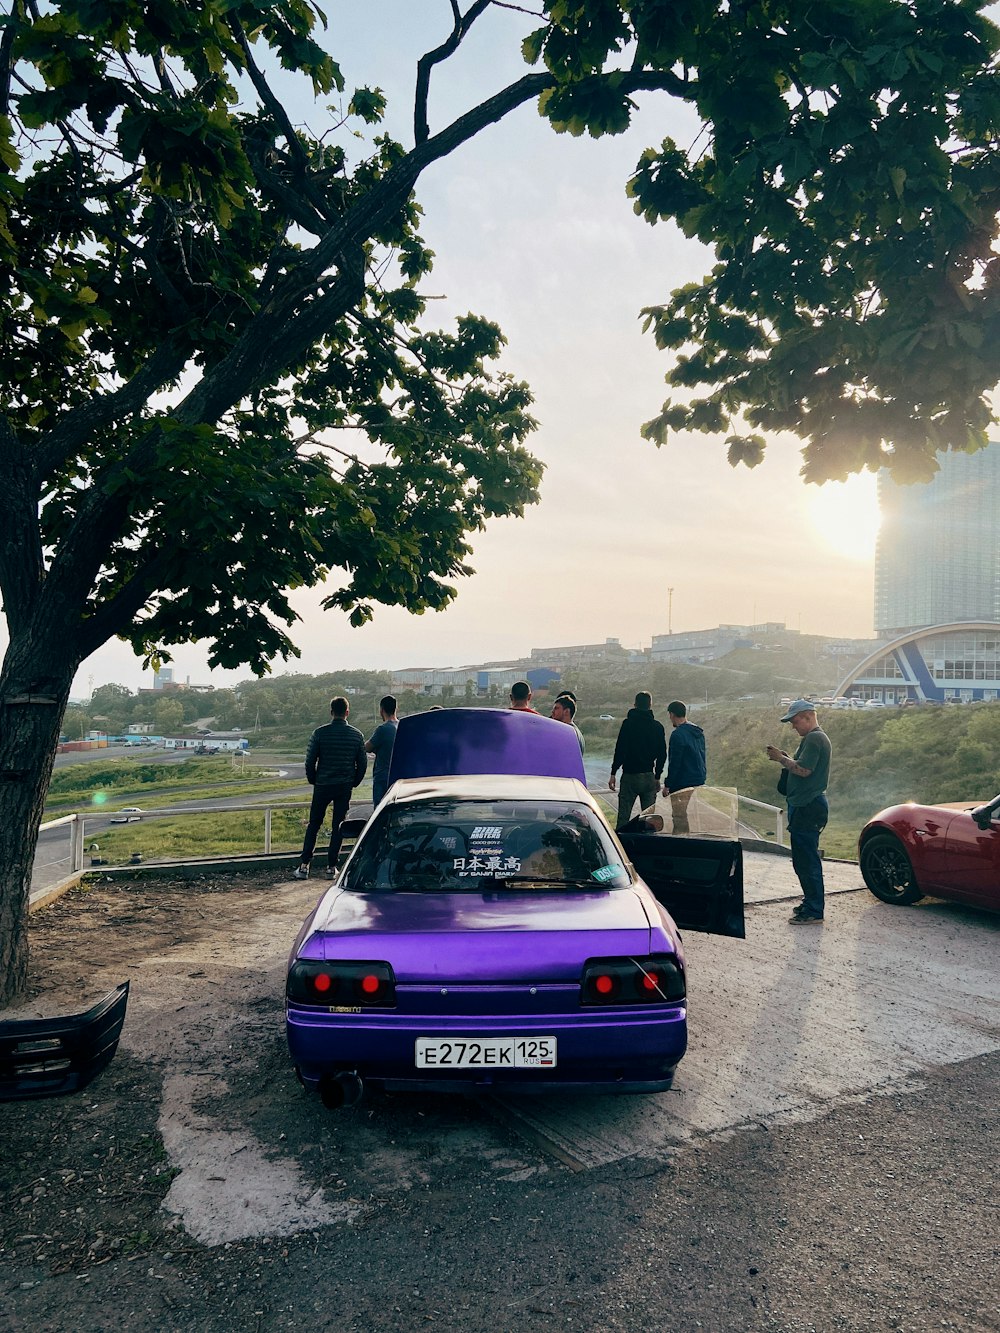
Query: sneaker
791 904 806 918
291 865 310 880
789 911 823 923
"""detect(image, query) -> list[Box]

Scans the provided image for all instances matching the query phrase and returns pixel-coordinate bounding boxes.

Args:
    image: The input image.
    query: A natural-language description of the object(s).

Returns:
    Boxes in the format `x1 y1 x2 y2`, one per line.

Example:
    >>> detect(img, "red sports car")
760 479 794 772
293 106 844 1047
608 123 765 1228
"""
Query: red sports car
858 794 1000 910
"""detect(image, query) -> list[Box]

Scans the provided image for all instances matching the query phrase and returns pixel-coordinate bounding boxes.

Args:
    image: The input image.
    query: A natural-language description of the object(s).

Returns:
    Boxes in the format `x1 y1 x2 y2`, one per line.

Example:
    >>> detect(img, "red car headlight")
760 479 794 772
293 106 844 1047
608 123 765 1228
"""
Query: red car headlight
580 955 685 1006
286 960 396 1008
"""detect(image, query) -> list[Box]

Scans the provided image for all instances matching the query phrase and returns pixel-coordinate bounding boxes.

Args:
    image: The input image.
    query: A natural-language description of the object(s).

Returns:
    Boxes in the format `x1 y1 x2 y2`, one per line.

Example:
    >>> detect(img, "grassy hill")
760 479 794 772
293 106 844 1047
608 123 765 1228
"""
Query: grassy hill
698 701 1000 857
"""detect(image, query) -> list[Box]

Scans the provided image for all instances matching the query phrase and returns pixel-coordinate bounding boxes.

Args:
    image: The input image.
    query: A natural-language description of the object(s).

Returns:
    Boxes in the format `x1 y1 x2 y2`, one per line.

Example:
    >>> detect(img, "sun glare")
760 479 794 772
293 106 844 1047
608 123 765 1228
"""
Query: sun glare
805 474 880 562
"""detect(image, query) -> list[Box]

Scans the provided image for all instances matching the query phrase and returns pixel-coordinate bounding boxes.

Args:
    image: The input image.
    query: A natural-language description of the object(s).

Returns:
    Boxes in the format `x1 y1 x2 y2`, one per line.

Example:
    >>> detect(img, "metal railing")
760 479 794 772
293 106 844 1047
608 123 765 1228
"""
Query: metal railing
36 787 787 884
735 794 786 846
36 800 313 880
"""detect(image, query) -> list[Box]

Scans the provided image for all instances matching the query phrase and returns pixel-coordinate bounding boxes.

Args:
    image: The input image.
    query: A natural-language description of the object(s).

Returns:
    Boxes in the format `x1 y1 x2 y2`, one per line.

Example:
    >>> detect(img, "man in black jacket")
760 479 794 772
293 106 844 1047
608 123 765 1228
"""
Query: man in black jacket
609 692 667 831
292 696 367 879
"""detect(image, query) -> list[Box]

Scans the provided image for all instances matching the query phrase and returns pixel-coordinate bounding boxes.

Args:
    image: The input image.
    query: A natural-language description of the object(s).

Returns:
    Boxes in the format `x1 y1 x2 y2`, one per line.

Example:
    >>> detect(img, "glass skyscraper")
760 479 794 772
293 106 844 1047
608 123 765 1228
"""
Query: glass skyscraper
874 446 1000 638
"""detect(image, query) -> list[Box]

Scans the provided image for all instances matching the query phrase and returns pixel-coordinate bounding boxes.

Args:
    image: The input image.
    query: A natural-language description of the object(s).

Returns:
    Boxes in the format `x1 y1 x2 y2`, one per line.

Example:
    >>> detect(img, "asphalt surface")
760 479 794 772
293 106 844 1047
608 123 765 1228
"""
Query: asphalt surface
3 864 997 1331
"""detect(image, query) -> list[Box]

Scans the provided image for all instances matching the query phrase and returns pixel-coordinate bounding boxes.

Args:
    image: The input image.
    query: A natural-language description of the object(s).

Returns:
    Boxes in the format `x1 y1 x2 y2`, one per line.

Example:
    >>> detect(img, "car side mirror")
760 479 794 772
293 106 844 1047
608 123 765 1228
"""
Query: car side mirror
970 806 994 832
339 818 367 842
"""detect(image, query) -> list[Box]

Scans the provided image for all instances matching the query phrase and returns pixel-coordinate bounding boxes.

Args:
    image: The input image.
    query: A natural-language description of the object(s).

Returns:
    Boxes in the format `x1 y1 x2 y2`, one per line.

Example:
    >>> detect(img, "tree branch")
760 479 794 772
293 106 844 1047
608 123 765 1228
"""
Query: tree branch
73 548 176 661
414 0 493 145
247 152 333 235
36 340 191 475
34 62 692 612
230 15 341 225
0 0 21 118
174 245 367 428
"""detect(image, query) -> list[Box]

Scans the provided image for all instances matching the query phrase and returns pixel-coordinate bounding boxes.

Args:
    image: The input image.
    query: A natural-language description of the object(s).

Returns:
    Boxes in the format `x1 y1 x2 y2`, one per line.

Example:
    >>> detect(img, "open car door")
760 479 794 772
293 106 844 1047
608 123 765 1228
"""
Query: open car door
617 833 745 939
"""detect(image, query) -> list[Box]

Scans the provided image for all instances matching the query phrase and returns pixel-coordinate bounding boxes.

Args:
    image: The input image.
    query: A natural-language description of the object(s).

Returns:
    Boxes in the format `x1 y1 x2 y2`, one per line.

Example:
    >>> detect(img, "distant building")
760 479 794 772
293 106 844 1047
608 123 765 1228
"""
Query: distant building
390 665 560 697
162 734 248 751
875 447 1000 637
528 638 630 668
837 622 1000 704
650 623 783 664
390 666 480 695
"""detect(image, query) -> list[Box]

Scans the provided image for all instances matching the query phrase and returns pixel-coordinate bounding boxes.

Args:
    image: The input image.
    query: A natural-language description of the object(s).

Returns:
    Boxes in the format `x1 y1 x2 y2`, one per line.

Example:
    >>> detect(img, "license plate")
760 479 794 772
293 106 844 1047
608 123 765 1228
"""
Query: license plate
414 1036 557 1069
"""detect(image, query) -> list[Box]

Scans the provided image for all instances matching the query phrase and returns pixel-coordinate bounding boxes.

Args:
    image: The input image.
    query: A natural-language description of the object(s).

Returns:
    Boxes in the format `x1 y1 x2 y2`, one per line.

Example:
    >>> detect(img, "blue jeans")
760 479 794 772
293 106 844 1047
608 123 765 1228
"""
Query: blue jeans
788 796 828 917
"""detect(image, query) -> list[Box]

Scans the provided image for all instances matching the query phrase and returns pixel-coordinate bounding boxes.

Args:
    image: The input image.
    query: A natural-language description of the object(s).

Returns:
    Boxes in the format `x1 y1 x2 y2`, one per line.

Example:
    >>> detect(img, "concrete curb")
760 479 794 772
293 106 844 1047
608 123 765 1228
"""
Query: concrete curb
29 853 302 912
28 870 88 913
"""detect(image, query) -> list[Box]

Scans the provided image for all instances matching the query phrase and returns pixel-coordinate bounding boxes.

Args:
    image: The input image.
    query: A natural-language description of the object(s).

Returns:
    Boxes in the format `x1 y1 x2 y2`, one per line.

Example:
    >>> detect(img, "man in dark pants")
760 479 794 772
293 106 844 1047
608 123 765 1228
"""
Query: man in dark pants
662 700 706 834
365 694 399 808
767 700 832 923
292 696 367 880
609 691 667 831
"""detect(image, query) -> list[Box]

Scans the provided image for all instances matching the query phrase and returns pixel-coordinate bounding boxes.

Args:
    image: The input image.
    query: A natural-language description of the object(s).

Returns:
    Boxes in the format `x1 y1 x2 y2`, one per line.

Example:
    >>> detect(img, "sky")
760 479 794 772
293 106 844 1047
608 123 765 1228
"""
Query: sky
14 2 887 696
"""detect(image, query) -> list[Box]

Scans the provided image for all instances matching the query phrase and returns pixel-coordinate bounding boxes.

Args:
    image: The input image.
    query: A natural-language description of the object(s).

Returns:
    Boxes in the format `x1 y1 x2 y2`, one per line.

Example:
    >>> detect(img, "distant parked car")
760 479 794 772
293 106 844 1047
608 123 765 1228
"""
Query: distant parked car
599 714 615 721
859 794 1000 912
110 807 143 824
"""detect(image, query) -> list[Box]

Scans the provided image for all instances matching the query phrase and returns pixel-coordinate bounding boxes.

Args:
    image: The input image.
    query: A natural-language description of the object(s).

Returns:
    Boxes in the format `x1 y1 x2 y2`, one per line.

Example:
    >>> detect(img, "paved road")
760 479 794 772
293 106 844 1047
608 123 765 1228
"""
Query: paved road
90 861 994 1205
7 871 998 1331
32 766 312 896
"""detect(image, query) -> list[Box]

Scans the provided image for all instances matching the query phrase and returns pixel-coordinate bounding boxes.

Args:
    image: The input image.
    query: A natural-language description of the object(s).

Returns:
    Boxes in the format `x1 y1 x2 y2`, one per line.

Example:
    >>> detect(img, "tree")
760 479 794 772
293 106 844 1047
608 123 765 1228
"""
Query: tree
3 1 999 1003
617 2 1000 482
88 681 134 734
0 0 546 1002
153 697 185 735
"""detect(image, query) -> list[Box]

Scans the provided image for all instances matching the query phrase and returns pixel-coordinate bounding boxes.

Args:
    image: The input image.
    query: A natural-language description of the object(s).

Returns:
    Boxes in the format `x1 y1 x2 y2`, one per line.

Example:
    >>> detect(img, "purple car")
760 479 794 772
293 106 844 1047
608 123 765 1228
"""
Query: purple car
285 709 743 1107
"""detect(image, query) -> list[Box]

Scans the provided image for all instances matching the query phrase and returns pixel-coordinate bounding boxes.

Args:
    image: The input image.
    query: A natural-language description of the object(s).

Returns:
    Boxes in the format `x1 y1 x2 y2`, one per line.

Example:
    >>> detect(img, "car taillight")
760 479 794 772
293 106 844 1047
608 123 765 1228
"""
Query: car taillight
580 955 685 1006
286 960 396 1008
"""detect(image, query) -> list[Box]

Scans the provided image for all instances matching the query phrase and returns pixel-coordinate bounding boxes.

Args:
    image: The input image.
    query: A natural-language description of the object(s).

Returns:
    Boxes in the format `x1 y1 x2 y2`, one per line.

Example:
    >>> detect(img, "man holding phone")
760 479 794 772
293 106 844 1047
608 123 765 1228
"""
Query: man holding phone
766 700 831 923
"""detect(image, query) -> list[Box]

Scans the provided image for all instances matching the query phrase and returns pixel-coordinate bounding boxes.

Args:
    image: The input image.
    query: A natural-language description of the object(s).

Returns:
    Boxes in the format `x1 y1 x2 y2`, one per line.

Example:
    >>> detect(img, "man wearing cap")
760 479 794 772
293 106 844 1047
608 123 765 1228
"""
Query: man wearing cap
767 701 832 923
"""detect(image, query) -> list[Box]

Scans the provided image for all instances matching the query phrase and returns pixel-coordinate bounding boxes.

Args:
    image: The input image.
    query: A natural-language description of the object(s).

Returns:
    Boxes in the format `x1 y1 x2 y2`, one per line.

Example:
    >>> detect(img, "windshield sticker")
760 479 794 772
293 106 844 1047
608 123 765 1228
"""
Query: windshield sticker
453 854 522 878
591 865 619 883
471 826 503 840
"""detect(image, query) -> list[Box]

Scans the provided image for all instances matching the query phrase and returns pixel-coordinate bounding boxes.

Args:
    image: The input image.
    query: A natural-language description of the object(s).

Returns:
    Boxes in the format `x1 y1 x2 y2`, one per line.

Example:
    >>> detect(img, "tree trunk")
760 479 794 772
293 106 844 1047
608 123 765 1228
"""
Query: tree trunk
0 633 76 1008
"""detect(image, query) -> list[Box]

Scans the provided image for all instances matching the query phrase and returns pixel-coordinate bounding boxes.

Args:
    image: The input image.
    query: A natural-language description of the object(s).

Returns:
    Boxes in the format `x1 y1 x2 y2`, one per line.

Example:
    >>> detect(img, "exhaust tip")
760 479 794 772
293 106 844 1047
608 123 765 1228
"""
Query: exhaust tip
319 1071 364 1110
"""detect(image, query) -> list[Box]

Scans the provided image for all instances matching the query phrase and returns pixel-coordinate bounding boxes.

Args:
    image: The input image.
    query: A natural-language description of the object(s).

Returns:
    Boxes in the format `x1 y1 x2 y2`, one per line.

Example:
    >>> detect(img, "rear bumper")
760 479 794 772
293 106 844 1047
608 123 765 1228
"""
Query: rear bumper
0 982 130 1102
286 1004 686 1092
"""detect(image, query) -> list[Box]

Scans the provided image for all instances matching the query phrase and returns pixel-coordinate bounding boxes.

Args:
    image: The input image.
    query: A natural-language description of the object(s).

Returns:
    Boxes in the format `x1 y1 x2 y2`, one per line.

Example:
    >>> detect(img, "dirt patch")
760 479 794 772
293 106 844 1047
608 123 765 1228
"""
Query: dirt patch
20 867 288 1006
1 869 541 1330
4 871 999 1332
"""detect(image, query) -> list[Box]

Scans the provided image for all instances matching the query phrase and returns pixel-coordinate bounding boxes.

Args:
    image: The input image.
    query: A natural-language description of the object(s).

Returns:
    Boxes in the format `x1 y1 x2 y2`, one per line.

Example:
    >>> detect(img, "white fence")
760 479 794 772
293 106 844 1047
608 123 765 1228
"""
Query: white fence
35 787 787 886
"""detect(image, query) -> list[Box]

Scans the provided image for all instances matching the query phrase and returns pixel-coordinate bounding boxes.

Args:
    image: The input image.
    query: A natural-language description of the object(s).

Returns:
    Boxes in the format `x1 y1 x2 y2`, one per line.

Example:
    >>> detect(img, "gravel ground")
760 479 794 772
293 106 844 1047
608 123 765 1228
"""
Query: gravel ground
1 869 997 1332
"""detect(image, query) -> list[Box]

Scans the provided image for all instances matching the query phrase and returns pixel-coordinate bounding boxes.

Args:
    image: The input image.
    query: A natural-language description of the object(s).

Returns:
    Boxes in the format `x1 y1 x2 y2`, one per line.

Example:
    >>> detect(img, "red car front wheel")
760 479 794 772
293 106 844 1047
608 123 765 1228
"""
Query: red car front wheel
860 834 924 905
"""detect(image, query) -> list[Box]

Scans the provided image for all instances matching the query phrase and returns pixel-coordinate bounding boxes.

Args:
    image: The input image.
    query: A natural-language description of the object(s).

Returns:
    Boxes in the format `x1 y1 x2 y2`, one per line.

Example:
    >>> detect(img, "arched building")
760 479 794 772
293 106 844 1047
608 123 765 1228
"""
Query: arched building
836 622 1000 705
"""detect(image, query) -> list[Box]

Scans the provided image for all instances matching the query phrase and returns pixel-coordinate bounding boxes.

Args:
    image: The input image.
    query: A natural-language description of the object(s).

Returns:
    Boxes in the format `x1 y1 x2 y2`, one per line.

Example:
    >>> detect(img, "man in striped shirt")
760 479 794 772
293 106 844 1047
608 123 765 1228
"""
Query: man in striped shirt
292 696 367 879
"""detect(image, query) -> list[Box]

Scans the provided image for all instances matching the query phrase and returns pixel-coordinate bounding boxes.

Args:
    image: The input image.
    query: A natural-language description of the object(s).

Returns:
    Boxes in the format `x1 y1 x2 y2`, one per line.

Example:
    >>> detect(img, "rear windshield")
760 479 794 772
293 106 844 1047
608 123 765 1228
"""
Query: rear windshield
341 798 631 893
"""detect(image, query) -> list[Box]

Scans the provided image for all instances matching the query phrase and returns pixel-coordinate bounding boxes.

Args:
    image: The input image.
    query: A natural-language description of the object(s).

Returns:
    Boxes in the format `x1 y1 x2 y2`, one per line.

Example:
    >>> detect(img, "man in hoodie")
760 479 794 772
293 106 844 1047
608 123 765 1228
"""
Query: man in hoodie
609 692 667 831
662 701 707 834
